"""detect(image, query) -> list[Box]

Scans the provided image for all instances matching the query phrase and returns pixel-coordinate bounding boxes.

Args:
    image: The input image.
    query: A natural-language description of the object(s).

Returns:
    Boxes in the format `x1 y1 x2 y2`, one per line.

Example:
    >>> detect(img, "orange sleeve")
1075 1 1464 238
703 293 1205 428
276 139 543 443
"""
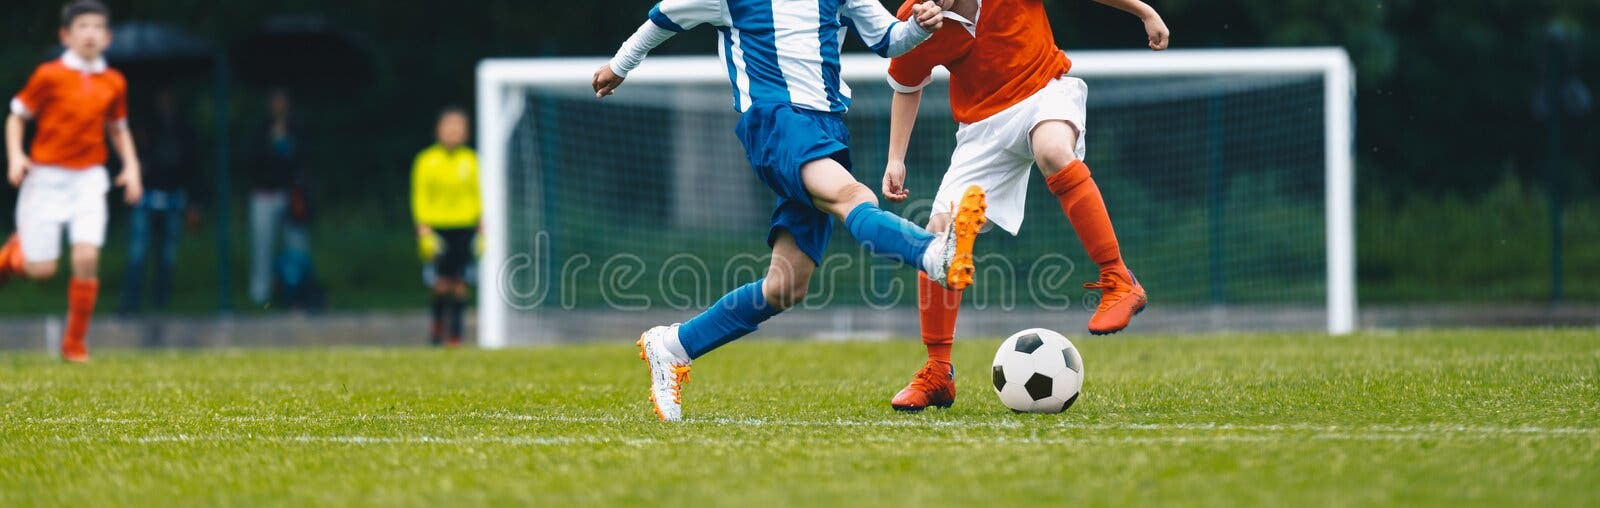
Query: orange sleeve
107 73 128 126
11 66 52 118
886 0 937 92
887 45 939 93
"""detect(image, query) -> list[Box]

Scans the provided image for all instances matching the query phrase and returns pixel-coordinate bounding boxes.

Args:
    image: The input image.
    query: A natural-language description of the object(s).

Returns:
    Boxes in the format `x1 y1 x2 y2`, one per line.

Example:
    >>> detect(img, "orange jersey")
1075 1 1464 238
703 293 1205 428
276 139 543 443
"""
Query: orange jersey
10 53 128 170
888 0 1070 124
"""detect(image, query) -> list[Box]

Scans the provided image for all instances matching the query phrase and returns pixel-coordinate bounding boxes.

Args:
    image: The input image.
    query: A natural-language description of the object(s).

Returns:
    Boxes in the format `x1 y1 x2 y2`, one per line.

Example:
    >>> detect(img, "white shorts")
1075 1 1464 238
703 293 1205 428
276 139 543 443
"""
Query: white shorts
16 165 110 262
933 76 1088 235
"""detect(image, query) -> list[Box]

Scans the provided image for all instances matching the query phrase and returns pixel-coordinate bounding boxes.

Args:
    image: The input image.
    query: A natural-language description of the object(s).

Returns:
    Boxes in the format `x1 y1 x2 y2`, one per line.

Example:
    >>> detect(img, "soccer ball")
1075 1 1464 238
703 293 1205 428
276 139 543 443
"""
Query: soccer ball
992 328 1084 413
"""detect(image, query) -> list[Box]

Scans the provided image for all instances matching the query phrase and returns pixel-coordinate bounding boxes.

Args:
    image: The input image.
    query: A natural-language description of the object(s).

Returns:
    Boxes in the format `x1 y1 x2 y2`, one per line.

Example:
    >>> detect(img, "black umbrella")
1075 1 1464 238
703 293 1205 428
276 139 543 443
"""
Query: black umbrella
38 21 216 83
105 21 216 81
231 15 377 97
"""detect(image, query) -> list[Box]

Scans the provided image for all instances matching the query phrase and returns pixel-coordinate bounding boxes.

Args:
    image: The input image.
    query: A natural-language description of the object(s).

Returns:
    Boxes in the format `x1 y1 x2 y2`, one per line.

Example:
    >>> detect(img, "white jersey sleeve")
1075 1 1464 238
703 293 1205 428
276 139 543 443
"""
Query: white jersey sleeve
610 0 726 78
841 0 931 58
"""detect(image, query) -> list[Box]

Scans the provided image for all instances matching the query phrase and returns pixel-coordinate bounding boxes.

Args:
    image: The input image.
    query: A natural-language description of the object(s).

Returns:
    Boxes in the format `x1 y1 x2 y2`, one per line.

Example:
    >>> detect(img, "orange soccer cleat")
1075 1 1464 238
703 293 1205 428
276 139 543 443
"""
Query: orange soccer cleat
0 234 22 288
924 186 988 291
1085 267 1147 335
890 361 956 412
61 336 89 363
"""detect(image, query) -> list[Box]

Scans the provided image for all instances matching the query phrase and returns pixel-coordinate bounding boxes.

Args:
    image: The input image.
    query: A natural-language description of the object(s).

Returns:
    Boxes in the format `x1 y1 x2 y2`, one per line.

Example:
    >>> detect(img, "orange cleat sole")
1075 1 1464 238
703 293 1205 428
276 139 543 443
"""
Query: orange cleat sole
1087 301 1147 336
946 185 988 291
636 335 667 421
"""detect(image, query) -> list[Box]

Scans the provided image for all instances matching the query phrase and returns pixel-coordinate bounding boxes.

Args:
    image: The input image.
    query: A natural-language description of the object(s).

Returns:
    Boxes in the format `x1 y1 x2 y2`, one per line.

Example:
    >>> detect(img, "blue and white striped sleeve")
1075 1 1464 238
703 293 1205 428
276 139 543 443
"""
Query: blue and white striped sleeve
841 0 932 58
611 0 725 78
649 0 724 32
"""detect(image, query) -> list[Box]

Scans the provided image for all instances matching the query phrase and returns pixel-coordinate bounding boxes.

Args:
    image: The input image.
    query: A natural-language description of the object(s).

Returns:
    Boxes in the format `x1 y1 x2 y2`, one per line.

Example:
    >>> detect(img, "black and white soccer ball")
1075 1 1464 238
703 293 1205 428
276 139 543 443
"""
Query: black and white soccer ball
992 328 1084 413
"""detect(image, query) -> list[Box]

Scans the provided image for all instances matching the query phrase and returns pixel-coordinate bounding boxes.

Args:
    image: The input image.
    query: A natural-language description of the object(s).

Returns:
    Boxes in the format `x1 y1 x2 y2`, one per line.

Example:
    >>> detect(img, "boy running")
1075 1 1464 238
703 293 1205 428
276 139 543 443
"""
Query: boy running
2 0 142 363
880 0 1168 410
595 0 988 421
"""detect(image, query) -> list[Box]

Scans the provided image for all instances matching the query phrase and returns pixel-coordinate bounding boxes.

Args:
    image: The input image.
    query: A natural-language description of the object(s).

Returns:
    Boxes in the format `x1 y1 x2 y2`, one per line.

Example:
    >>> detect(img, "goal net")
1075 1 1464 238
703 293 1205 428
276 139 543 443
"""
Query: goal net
476 48 1355 348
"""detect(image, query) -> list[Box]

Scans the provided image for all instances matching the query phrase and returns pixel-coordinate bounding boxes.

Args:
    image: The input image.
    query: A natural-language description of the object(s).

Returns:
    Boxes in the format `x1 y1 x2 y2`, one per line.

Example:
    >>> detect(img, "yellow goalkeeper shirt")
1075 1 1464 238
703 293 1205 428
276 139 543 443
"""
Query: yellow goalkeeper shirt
411 144 481 229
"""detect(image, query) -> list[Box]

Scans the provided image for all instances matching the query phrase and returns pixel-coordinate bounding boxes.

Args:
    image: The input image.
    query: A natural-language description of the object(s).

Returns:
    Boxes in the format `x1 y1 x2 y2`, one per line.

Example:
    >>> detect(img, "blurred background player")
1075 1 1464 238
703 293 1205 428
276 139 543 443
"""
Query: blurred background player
1 0 143 362
120 87 198 315
248 88 312 307
879 0 1168 411
596 0 988 421
410 107 480 347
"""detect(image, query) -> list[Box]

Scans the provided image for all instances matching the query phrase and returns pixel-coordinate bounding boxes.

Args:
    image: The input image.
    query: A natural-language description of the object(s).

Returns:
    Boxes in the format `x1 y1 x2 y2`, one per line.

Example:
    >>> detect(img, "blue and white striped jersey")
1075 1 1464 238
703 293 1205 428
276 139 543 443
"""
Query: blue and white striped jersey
644 0 927 113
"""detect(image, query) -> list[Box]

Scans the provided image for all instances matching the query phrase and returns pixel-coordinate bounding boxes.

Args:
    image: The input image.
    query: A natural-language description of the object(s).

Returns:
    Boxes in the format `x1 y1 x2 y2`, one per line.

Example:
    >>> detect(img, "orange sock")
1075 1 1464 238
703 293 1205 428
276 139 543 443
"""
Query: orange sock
64 278 99 357
1046 160 1124 271
917 272 961 364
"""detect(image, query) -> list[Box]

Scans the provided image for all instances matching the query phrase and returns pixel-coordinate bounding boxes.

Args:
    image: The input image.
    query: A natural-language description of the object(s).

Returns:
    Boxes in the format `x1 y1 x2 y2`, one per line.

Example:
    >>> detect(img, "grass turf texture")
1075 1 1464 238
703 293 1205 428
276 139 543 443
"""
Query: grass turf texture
1 329 1597 507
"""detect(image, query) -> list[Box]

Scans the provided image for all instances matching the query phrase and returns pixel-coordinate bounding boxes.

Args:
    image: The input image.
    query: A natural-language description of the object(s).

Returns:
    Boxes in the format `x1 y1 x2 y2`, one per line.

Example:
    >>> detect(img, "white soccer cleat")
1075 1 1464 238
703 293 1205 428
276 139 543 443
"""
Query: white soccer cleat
922 185 987 290
637 325 692 421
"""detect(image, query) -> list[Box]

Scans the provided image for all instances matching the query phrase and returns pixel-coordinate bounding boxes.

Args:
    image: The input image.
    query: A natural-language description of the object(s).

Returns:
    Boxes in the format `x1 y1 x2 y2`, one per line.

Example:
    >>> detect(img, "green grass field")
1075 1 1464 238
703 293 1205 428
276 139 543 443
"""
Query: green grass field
2 329 1597 507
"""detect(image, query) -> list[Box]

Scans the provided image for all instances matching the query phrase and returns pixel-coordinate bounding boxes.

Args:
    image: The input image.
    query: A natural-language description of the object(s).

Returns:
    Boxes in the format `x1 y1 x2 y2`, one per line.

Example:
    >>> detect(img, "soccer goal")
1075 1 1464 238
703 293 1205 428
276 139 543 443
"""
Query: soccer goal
475 48 1355 348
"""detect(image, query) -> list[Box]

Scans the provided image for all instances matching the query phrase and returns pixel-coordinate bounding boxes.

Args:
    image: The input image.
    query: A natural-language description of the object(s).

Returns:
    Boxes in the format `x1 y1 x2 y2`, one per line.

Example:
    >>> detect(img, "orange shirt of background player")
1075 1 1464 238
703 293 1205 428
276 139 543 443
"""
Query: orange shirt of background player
888 0 1071 125
11 55 128 170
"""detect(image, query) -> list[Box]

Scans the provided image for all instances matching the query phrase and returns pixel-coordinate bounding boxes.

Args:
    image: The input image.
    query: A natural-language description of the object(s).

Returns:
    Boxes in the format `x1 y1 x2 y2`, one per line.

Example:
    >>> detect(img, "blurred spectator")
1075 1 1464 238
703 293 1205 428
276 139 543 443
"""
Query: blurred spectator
412 108 479 346
248 88 319 309
120 88 197 315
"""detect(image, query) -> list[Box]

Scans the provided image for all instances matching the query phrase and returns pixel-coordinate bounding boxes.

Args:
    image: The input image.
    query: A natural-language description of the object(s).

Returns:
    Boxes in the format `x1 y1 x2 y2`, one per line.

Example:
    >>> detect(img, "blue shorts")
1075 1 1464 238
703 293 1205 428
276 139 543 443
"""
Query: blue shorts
735 102 852 265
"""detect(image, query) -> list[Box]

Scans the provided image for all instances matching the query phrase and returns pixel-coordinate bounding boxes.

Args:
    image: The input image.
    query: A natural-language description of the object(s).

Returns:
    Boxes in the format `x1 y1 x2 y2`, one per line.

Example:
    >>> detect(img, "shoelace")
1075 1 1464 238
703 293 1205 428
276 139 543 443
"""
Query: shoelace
906 364 950 392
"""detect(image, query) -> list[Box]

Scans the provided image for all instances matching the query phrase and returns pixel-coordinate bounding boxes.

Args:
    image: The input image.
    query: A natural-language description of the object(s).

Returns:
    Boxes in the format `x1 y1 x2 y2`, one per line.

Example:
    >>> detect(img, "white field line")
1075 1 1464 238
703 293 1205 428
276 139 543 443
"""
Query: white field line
10 412 1600 440
50 434 655 446
40 431 1594 447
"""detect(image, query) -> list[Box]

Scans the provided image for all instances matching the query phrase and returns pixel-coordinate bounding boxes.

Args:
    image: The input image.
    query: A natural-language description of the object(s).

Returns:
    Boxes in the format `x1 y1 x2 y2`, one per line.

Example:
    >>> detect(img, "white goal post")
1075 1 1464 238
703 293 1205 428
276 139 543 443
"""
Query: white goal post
476 48 1356 348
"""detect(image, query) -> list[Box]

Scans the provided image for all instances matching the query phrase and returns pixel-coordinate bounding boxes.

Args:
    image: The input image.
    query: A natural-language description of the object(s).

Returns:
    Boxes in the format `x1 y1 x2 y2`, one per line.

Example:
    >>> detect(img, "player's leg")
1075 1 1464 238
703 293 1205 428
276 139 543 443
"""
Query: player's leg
637 228 814 421
675 230 810 360
61 243 100 363
247 192 282 305
802 156 986 289
437 229 474 347
890 123 1026 411
152 205 183 309
119 201 151 314
429 277 450 346
448 278 469 346
61 170 110 362
1032 86 1146 334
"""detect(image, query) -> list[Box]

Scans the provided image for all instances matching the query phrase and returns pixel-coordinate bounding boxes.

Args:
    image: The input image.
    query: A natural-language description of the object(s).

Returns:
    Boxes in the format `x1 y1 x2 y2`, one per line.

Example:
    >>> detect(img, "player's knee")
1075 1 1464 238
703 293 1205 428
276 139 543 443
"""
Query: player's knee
23 262 57 280
1035 149 1078 175
829 182 878 215
761 277 809 310
71 252 98 277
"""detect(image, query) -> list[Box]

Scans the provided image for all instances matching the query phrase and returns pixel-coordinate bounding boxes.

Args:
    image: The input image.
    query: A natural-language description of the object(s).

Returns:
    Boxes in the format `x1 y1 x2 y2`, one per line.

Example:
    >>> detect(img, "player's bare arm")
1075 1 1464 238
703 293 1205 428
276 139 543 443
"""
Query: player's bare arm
882 89 924 204
1091 0 1169 50
109 121 141 204
5 113 28 186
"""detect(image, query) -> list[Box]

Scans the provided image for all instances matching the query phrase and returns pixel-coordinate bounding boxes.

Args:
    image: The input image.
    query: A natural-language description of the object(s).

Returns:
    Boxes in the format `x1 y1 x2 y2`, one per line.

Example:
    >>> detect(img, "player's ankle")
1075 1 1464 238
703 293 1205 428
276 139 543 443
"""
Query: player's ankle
924 341 952 363
1098 260 1127 277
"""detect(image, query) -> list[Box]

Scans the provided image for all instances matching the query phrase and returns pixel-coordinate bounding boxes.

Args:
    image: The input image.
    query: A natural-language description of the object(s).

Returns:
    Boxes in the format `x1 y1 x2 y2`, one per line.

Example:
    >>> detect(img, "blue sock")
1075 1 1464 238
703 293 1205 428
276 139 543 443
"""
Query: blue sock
677 280 783 359
844 202 935 271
